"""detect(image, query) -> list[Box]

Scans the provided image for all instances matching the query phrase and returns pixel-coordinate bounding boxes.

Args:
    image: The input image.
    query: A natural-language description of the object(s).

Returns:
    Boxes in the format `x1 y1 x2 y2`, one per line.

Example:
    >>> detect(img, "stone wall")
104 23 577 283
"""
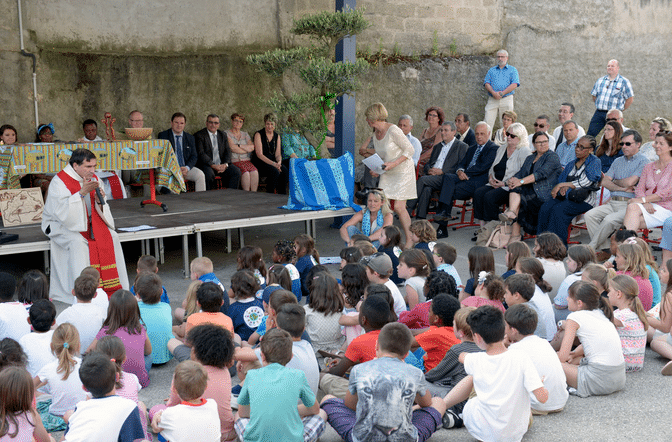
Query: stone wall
1 0 671 144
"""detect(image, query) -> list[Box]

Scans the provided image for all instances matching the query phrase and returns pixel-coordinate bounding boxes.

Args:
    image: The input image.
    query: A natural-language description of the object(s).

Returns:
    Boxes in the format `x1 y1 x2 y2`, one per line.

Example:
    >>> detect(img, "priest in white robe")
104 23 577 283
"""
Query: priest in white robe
41 148 129 303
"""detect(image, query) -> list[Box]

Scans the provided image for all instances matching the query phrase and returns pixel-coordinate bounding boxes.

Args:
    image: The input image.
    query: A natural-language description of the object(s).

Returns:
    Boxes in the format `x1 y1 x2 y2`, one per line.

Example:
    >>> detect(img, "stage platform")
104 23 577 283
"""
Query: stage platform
0 190 354 277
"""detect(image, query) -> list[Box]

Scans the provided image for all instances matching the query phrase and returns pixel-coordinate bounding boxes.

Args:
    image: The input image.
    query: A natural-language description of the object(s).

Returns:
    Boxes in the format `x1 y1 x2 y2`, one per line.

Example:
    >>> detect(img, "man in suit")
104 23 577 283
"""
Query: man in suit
455 113 477 148
194 114 241 190
406 121 468 219
158 112 206 192
434 122 498 238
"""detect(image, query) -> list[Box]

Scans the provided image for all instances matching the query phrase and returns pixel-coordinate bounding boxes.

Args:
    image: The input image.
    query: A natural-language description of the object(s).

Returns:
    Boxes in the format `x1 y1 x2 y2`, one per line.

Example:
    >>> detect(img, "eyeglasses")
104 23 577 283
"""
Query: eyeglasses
506 133 517 138
233 119 244 123
534 140 549 145
576 145 593 150
207 120 220 125
606 118 618 122
427 113 439 118
619 142 634 146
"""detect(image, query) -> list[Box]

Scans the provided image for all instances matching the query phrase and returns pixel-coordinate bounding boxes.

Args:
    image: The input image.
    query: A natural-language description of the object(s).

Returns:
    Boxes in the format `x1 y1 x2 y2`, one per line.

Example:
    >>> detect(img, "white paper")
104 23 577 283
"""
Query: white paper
117 225 157 232
362 154 386 174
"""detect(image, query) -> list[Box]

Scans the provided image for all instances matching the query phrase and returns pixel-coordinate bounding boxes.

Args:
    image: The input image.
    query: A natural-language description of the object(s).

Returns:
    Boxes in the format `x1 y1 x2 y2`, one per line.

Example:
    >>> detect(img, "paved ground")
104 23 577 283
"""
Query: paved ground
3 209 672 441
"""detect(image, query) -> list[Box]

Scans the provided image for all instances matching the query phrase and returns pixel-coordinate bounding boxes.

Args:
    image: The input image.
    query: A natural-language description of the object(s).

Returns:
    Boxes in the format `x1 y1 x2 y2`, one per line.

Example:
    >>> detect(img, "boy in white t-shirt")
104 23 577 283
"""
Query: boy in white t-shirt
152 360 221 442
19 299 57 377
443 305 548 442
505 304 568 414
0 272 30 342
504 273 556 341
56 275 106 354
79 266 110 313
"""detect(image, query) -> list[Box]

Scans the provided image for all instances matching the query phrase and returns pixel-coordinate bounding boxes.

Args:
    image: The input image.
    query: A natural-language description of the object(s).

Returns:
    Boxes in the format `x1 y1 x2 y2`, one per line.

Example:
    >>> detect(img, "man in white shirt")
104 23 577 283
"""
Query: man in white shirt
552 103 585 150
527 115 556 150
406 122 468 219
194 114 241 190
398 115 422 167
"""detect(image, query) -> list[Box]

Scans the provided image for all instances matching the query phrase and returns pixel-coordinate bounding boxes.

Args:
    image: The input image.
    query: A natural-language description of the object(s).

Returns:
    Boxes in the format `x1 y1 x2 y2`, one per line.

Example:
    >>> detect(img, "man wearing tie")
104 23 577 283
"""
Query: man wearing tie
158 112 206 192
433 122 498 238
194 114 241 190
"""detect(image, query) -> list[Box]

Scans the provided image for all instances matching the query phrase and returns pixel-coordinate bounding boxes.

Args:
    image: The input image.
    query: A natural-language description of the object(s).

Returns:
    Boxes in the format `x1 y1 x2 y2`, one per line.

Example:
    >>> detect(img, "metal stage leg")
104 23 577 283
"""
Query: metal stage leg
305 220 311 236
159 238 165 263
182 234 189 278
140 239 146 256
239 228 245 248
226 229 232 253
312 220 316 239
43 251 50 275
153 238 160 261
196 231 203 257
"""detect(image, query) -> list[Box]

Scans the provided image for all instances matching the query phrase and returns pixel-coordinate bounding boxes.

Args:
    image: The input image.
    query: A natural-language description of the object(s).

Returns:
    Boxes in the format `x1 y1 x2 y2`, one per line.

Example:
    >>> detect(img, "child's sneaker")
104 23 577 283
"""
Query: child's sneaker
442 410 463 429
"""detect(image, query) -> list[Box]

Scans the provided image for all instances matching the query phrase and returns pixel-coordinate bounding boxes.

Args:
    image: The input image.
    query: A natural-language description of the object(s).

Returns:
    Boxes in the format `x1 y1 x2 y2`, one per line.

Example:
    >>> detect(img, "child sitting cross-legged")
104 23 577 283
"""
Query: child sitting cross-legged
432 242 462 288
234 328 326 442
56 275 106 355
168 282 235 362
135 272 173 366
131 255 170 304
19 299 57 378
63 351 145 442
505 303 569 415
443 305 548 441
151 360 221 442
412 294 461 372
321 322 447 442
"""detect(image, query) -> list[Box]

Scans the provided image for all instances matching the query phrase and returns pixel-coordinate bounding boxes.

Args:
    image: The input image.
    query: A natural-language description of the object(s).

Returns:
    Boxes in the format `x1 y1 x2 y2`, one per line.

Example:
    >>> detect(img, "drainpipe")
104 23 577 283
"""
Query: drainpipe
17 0 39 129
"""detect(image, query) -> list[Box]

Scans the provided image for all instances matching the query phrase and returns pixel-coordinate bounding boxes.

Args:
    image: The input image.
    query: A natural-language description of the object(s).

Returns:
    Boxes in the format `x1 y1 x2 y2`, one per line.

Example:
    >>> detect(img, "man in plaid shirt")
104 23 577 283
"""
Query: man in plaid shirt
587 59 634 137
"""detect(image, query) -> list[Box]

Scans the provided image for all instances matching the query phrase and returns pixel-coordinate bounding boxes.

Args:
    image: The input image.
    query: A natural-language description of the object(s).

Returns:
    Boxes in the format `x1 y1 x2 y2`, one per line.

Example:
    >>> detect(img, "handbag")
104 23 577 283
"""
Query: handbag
485 222 513 249
476 220 501 246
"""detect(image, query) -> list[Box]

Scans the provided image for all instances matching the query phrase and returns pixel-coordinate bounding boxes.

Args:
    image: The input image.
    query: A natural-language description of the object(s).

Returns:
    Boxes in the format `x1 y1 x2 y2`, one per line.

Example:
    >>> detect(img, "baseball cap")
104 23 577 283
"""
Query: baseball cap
360 252 393 276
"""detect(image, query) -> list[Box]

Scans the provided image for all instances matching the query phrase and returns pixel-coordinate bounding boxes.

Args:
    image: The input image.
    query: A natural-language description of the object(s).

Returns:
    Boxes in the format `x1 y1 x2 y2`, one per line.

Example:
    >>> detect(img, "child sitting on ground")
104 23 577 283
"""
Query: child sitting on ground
410 219 437 251
63 352 145 442
191 256 227 292
16 270 49 309
607 274 648 372
516 258 558 341
615 241 654 310
169 282 234 362
413 294 461 371
461 272 506 312
505 304 569 414
136 272 173 366
398 249 431 309
228 270 264 342
79 266 110 312
581 263 613 298
248 270 292 346
554 244 597 321
273 240 302 300
295 234 319 300
152 360 221 442
130 255 170 304
234 328 326 442
424 307 481 428
361 253 406 316
56 275 106 355
0 367 54 442
339 246 362 270
172 280 202 340
19 299 56 377
459 246 495 301
443 305 548 439
304 272 345 361
432 242 462 288
557 281 625 397
0 271 30 342
400 270 458 330
377 225 404 284
321 322 447 442
34 323 86 432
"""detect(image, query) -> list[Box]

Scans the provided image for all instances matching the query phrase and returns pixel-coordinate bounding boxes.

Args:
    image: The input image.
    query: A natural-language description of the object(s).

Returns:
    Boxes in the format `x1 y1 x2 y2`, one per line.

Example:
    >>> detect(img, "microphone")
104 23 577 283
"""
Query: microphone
95 187 106 206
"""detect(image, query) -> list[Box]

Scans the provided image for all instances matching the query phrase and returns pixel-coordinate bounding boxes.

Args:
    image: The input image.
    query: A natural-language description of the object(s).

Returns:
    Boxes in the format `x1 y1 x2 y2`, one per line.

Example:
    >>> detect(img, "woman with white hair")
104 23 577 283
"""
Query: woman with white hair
365 102 417 248
472 122 531 227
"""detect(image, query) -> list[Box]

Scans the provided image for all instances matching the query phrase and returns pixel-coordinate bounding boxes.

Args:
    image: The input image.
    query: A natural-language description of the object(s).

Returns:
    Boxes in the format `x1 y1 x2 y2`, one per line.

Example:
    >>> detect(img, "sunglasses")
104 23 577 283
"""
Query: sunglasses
533 123 546 127
606 118 618 122
576 145 593 150
619 142 634 146
506 133 517 138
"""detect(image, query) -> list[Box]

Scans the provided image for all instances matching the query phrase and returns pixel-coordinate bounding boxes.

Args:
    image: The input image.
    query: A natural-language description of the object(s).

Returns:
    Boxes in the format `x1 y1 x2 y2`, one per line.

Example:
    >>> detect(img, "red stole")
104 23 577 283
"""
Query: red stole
57 170 122 298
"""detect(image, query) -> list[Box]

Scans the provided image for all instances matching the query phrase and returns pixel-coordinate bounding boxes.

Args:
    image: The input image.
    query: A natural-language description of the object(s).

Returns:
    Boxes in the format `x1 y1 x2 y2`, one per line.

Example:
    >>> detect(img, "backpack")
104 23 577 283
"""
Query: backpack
485 222 513 249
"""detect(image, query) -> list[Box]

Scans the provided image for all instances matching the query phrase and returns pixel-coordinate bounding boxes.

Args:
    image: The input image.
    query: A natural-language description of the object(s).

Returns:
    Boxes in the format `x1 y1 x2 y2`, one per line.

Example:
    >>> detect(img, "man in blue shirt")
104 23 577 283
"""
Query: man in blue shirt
555 121 581 167
587 59 634 136
483 50 520 135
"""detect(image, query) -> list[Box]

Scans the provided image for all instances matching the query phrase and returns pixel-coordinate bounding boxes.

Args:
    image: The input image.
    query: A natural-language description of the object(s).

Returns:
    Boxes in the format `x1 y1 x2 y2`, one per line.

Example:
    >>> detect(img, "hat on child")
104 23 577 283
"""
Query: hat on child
360 252 393 277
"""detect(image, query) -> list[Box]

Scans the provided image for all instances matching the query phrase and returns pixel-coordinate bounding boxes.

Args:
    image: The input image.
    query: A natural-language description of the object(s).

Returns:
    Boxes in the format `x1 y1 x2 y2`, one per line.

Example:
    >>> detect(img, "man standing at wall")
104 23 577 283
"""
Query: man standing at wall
587 59 634 136
483 50 520 133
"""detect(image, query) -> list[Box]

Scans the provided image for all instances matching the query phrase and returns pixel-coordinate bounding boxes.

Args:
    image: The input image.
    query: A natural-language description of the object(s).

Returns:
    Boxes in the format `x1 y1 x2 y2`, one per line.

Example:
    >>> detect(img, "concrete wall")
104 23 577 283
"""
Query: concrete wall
1 0 671 145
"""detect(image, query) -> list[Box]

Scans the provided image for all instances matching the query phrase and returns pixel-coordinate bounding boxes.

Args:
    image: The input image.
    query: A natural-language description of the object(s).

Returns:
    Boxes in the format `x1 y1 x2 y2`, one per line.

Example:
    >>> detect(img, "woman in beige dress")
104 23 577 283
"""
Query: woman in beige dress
365 103 417 248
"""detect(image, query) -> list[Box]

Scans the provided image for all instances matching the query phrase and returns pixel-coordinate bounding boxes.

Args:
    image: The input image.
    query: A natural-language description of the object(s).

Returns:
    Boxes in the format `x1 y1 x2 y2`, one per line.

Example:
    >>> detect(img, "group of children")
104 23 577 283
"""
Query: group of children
2 220 672 441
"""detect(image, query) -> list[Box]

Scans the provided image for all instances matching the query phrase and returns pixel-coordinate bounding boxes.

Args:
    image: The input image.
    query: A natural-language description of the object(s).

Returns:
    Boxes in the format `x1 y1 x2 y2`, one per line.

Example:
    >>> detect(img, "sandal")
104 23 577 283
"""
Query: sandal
498 210 517 224
662 360 672 376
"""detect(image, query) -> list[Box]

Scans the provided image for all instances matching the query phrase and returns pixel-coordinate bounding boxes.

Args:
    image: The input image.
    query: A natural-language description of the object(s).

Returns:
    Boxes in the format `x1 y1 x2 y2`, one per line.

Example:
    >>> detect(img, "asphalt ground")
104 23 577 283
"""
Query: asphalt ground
3 209 672 441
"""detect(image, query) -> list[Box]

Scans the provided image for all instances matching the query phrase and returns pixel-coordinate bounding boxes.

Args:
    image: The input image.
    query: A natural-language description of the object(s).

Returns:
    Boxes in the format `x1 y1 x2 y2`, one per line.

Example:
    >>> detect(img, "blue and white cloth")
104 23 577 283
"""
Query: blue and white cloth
591 74 634 111
282 152 360 212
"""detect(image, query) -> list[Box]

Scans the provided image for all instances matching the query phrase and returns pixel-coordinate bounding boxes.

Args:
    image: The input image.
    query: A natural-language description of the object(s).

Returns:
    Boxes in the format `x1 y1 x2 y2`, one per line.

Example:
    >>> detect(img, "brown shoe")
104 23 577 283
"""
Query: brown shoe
595 251 612 262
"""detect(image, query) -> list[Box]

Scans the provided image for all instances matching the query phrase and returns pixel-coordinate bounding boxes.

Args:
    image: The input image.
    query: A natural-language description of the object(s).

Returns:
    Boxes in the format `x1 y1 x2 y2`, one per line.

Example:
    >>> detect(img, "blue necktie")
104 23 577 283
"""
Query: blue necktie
176 135 184 167
468 144 484 169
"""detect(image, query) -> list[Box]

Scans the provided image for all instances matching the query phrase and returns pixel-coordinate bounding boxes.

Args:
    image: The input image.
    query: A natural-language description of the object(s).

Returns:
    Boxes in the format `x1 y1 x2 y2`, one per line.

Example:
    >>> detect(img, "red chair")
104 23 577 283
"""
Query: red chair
447 198 480 230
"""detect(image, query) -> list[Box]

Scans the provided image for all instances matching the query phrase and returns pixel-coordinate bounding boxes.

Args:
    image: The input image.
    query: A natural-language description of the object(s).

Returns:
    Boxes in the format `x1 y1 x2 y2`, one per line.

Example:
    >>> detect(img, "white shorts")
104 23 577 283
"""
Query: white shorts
637 203 672 228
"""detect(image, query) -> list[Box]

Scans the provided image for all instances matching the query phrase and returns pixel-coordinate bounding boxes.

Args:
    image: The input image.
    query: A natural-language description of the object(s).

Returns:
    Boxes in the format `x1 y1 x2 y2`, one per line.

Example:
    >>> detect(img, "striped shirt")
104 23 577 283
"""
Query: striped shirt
591 74 634 111
605 152 650 198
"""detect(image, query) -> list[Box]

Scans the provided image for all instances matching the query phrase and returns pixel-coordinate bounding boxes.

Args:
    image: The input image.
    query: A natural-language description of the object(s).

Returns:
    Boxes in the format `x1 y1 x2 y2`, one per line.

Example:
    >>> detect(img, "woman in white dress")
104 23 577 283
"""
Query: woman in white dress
365 103 417 248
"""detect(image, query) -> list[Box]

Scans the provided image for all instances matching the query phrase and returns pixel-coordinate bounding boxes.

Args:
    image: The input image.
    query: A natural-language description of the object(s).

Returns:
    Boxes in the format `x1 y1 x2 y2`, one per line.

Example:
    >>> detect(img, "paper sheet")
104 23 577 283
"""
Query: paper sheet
362 154 386 175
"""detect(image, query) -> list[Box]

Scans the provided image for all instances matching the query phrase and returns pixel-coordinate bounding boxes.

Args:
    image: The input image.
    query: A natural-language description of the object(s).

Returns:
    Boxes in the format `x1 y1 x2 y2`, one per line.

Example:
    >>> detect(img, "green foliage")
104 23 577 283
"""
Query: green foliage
449 38 458 57
431 30 439 57
248 7 370 156
392 42 400 56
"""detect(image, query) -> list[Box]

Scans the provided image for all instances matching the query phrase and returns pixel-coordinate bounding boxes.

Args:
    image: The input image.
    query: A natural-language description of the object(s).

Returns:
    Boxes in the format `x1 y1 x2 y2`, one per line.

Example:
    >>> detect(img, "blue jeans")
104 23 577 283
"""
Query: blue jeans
660 216 672 252
144 353 153 374
537 198 592 246
346 225 380 248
